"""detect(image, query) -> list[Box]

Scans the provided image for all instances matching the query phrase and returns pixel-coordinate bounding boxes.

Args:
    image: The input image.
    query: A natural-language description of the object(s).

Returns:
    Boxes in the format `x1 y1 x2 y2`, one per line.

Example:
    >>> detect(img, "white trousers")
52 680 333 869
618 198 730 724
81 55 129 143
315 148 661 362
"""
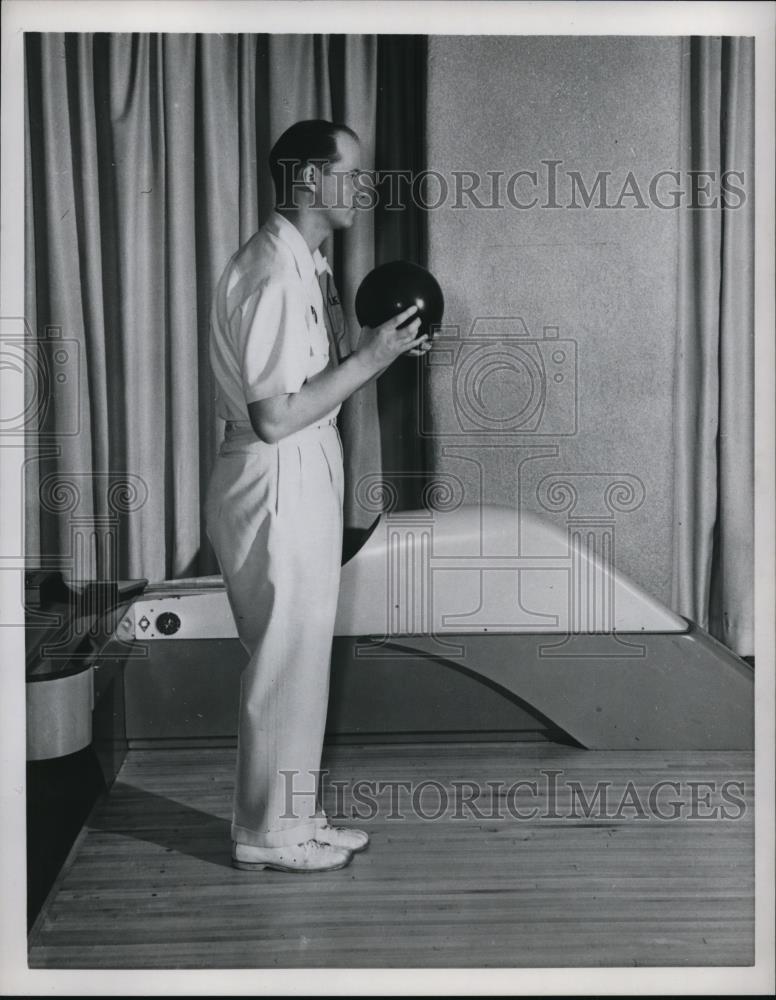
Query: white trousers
205 417 344 847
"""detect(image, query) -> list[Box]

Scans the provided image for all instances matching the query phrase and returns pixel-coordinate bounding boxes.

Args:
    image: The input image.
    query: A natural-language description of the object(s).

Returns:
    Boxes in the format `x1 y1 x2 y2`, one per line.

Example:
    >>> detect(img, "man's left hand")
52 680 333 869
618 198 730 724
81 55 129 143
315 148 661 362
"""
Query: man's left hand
406 335 432 357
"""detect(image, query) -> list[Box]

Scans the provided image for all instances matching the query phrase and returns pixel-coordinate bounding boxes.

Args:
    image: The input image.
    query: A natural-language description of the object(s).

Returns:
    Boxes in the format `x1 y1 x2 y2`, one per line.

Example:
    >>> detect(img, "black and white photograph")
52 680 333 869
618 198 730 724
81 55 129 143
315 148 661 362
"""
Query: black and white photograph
1 0 774 994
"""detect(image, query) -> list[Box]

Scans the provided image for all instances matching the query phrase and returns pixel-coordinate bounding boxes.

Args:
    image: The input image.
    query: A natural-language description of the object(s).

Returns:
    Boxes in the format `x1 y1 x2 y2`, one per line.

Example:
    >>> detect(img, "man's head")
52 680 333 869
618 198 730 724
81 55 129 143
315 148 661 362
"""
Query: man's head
269 120 361 230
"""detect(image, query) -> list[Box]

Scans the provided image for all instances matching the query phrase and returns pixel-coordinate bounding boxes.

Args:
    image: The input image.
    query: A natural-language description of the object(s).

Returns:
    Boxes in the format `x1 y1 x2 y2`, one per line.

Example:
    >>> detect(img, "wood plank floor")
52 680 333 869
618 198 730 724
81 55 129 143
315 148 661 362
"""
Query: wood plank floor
28 742 754 968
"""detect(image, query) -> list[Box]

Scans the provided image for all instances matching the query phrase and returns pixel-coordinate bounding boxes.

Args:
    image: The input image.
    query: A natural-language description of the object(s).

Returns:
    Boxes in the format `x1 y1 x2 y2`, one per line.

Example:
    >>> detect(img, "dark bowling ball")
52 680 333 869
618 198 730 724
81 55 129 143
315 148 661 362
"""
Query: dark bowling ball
355 260 444 341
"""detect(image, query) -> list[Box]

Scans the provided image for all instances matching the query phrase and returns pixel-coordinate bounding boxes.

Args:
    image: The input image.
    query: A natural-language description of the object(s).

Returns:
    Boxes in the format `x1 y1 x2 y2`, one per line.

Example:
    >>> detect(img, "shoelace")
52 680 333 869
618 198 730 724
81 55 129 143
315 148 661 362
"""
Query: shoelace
298 838 333 855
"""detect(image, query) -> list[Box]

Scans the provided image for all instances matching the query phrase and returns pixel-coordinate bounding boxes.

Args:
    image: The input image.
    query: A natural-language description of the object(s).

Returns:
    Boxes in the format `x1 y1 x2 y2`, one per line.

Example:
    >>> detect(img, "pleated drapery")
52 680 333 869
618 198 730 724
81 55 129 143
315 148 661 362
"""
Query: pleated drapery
671 37 754 656
25 33 428 582
374 35 429 512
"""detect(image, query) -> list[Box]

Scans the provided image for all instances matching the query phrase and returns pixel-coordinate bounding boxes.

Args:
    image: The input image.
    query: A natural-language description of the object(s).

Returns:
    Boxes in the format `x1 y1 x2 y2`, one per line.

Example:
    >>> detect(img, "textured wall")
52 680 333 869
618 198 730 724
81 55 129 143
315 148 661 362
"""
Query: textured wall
425 36 682 604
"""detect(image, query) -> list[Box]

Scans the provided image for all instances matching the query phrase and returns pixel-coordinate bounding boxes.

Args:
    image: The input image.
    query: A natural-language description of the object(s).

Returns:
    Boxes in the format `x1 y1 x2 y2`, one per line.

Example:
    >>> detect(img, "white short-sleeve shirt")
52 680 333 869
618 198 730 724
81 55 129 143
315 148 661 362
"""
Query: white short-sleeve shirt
210 211 339 424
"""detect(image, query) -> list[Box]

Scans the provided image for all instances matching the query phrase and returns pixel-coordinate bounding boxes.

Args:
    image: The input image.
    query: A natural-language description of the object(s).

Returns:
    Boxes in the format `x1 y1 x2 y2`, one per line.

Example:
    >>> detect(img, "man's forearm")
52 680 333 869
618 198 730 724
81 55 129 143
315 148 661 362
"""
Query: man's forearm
248 350 383 443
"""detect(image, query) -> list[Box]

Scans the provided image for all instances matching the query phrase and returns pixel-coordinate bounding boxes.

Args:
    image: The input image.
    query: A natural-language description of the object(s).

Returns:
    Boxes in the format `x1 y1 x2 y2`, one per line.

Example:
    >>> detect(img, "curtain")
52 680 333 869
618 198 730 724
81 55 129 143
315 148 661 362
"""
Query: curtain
374 35 429 512
25 33 428 582
671 37 754 656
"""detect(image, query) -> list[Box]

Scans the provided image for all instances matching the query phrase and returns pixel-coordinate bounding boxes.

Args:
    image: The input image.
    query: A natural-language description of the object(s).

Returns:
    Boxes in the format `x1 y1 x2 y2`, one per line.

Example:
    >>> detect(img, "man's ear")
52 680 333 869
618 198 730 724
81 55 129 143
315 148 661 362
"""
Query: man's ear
300 162 317 192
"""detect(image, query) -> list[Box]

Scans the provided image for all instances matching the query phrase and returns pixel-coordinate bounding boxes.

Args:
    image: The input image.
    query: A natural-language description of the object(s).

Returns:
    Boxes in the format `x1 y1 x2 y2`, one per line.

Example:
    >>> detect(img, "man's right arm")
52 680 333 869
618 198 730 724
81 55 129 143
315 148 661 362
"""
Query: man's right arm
248 305 426 444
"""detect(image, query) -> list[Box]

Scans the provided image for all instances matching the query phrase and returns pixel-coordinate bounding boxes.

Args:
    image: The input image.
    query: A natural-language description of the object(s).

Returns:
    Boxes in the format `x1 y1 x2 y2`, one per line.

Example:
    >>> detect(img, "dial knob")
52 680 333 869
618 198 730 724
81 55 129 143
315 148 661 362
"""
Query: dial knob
155 611 181 636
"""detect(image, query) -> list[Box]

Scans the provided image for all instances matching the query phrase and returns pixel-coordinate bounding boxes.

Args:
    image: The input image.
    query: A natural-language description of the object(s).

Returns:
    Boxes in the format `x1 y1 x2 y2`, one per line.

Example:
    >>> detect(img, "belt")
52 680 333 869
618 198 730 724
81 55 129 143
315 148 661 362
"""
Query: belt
223 416 338 441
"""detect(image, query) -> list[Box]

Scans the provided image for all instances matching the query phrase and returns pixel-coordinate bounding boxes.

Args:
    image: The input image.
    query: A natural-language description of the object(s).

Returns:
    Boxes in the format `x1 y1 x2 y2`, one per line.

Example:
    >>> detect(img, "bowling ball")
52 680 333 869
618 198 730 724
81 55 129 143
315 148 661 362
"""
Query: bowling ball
355 260 444 341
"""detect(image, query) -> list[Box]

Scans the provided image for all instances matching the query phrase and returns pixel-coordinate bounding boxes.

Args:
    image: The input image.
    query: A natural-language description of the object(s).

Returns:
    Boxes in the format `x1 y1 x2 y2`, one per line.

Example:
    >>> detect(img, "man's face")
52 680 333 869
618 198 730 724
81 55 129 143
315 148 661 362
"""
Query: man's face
318 131 361 230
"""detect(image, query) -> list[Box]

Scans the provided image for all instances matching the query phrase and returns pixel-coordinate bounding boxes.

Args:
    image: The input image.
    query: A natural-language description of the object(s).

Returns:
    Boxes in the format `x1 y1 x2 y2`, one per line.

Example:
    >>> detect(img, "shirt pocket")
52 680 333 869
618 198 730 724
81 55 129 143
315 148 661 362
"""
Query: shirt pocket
305 308 331 374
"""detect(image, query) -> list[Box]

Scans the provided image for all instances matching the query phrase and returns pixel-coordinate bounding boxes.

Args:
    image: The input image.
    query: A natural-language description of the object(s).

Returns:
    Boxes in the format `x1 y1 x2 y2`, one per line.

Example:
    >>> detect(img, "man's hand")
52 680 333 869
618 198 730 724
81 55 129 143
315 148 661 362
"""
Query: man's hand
406 338 432 357
357 305 429 374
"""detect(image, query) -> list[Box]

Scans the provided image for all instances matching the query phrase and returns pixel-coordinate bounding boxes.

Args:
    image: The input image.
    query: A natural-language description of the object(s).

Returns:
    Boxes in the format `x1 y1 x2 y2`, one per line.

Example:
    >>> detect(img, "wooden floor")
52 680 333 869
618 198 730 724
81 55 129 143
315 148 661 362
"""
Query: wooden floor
28 742 754 968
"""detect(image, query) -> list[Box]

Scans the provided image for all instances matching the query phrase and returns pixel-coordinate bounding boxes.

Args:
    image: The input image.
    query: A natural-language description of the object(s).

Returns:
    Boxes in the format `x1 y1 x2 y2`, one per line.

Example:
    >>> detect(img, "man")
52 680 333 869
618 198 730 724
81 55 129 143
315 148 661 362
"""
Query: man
205 120 430 873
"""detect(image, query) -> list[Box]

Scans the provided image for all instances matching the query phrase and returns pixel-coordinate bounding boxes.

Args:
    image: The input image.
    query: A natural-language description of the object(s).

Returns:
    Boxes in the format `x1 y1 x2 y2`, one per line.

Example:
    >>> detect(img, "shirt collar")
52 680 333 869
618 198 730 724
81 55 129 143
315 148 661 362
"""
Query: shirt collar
266 211 332 283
